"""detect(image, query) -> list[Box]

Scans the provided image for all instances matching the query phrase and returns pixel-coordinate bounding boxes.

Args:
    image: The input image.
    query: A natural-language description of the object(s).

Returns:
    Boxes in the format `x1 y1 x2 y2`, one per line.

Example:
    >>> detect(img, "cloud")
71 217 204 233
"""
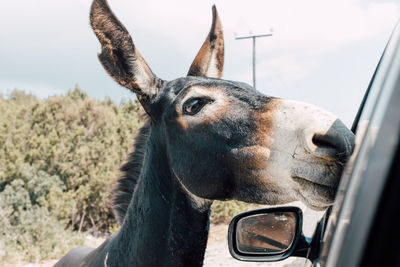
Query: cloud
0 0 399 115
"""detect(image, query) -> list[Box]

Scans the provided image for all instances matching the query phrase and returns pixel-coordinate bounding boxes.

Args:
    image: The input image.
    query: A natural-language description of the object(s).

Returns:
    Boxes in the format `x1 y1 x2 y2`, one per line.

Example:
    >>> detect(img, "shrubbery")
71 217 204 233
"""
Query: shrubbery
0 168 83 264
1 87 143 232
0 87 142 262
0 87 255 263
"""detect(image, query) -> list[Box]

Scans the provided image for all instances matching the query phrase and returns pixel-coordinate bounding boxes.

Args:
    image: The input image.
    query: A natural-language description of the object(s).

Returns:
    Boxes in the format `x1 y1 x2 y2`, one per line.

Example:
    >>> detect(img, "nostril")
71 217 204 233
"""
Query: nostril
309 120 355 163
312 133 338 151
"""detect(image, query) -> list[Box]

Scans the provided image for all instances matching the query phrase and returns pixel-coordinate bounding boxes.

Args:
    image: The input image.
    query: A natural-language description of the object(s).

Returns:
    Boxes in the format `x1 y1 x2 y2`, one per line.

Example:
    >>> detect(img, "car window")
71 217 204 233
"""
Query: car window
319 20 400 267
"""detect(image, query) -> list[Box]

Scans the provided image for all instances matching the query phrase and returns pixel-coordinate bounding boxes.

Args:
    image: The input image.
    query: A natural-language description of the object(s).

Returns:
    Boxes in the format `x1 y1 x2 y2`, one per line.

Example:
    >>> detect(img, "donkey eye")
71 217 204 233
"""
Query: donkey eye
182 98 212 115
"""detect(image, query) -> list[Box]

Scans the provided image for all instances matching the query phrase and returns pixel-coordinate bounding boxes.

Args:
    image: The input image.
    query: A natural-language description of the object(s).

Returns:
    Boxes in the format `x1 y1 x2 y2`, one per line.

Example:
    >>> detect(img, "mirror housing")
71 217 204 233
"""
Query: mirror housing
228 206 311 262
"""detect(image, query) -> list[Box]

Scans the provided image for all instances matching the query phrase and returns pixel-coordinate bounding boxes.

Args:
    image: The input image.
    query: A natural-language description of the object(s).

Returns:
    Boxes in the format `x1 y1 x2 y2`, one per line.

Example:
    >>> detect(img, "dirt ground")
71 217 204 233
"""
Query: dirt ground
16 202 323 267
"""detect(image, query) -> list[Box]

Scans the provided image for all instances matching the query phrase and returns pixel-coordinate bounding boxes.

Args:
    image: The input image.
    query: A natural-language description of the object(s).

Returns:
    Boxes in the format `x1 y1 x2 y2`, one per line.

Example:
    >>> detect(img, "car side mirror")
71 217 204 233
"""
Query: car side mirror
228 206 311 262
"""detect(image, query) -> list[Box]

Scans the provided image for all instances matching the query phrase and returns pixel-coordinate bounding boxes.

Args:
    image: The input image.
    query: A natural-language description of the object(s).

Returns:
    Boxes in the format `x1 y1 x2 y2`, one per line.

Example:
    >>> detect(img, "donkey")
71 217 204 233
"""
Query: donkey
55 0 354 266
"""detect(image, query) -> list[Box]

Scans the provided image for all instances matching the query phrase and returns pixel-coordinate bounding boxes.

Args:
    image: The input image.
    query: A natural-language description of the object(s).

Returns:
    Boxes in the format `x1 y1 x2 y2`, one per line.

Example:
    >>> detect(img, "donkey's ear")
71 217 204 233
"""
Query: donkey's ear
187 5 224 78
90 0 163 116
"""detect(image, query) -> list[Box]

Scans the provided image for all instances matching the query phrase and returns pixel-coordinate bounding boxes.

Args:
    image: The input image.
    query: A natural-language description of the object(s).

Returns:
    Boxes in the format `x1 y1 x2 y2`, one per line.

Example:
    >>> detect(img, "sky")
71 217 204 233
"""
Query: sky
1 0 399 126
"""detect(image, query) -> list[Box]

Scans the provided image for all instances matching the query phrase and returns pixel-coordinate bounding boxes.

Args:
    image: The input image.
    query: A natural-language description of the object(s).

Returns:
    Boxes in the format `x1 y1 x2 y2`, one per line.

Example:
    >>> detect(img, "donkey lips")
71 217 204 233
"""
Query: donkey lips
293 176 338 209
292 175 336 189
292 162 343 188
296 192 332 211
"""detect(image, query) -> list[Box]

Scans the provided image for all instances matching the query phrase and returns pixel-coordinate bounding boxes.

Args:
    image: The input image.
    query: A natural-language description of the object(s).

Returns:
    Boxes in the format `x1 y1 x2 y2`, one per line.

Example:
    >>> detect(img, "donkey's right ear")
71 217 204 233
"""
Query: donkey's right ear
90 0 163 116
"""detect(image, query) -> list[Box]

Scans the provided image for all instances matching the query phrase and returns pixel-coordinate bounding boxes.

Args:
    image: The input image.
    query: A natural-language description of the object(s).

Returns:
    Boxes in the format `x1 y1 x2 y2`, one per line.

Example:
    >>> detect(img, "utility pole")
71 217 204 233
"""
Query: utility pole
235 32 273 89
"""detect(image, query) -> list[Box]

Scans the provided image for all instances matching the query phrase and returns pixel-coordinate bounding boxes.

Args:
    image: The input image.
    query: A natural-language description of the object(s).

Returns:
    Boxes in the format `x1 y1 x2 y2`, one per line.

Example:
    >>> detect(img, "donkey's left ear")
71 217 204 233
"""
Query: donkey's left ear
187 5 224 78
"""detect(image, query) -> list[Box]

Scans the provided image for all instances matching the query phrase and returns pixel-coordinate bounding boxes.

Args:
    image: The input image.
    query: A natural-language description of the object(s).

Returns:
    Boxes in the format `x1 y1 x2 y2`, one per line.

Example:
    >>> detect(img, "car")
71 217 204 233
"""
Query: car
227 18 400 267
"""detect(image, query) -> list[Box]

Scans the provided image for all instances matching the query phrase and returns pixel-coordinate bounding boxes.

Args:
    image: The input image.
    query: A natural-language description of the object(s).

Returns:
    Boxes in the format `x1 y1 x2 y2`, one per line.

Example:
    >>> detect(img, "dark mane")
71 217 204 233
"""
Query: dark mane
112 120 150 224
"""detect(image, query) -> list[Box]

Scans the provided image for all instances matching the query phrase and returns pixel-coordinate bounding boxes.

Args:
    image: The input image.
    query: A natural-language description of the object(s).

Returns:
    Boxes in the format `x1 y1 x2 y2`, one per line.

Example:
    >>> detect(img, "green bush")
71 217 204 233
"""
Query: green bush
0 171 84 264
0 88 144 262
0 87 143 232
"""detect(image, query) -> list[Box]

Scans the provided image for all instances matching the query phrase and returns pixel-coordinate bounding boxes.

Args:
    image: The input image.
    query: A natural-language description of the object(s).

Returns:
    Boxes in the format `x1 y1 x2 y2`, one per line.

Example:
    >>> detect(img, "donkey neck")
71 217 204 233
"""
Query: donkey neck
104 130 212 267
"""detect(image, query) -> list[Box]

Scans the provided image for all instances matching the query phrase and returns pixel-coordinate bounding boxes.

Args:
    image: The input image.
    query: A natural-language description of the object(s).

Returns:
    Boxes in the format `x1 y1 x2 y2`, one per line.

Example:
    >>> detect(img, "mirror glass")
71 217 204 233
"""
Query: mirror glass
236 211 297 254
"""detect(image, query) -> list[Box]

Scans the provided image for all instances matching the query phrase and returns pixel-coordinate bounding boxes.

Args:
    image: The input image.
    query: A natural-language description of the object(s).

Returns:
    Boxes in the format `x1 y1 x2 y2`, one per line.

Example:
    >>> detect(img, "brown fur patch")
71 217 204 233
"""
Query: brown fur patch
175 117 189 130
229 99 282 188
252 98 281 147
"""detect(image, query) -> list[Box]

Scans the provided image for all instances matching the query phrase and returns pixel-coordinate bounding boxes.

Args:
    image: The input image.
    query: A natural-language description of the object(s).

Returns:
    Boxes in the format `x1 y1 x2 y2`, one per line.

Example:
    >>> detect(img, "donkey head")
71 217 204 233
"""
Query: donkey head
90 0 354 211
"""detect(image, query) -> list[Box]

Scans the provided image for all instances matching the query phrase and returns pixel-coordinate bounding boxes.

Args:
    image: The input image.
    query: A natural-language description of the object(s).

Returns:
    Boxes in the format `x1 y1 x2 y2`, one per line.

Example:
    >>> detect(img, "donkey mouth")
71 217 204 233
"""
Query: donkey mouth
291 161 344 188
292 175 338 189
296 191 332 211
292 175 338 210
